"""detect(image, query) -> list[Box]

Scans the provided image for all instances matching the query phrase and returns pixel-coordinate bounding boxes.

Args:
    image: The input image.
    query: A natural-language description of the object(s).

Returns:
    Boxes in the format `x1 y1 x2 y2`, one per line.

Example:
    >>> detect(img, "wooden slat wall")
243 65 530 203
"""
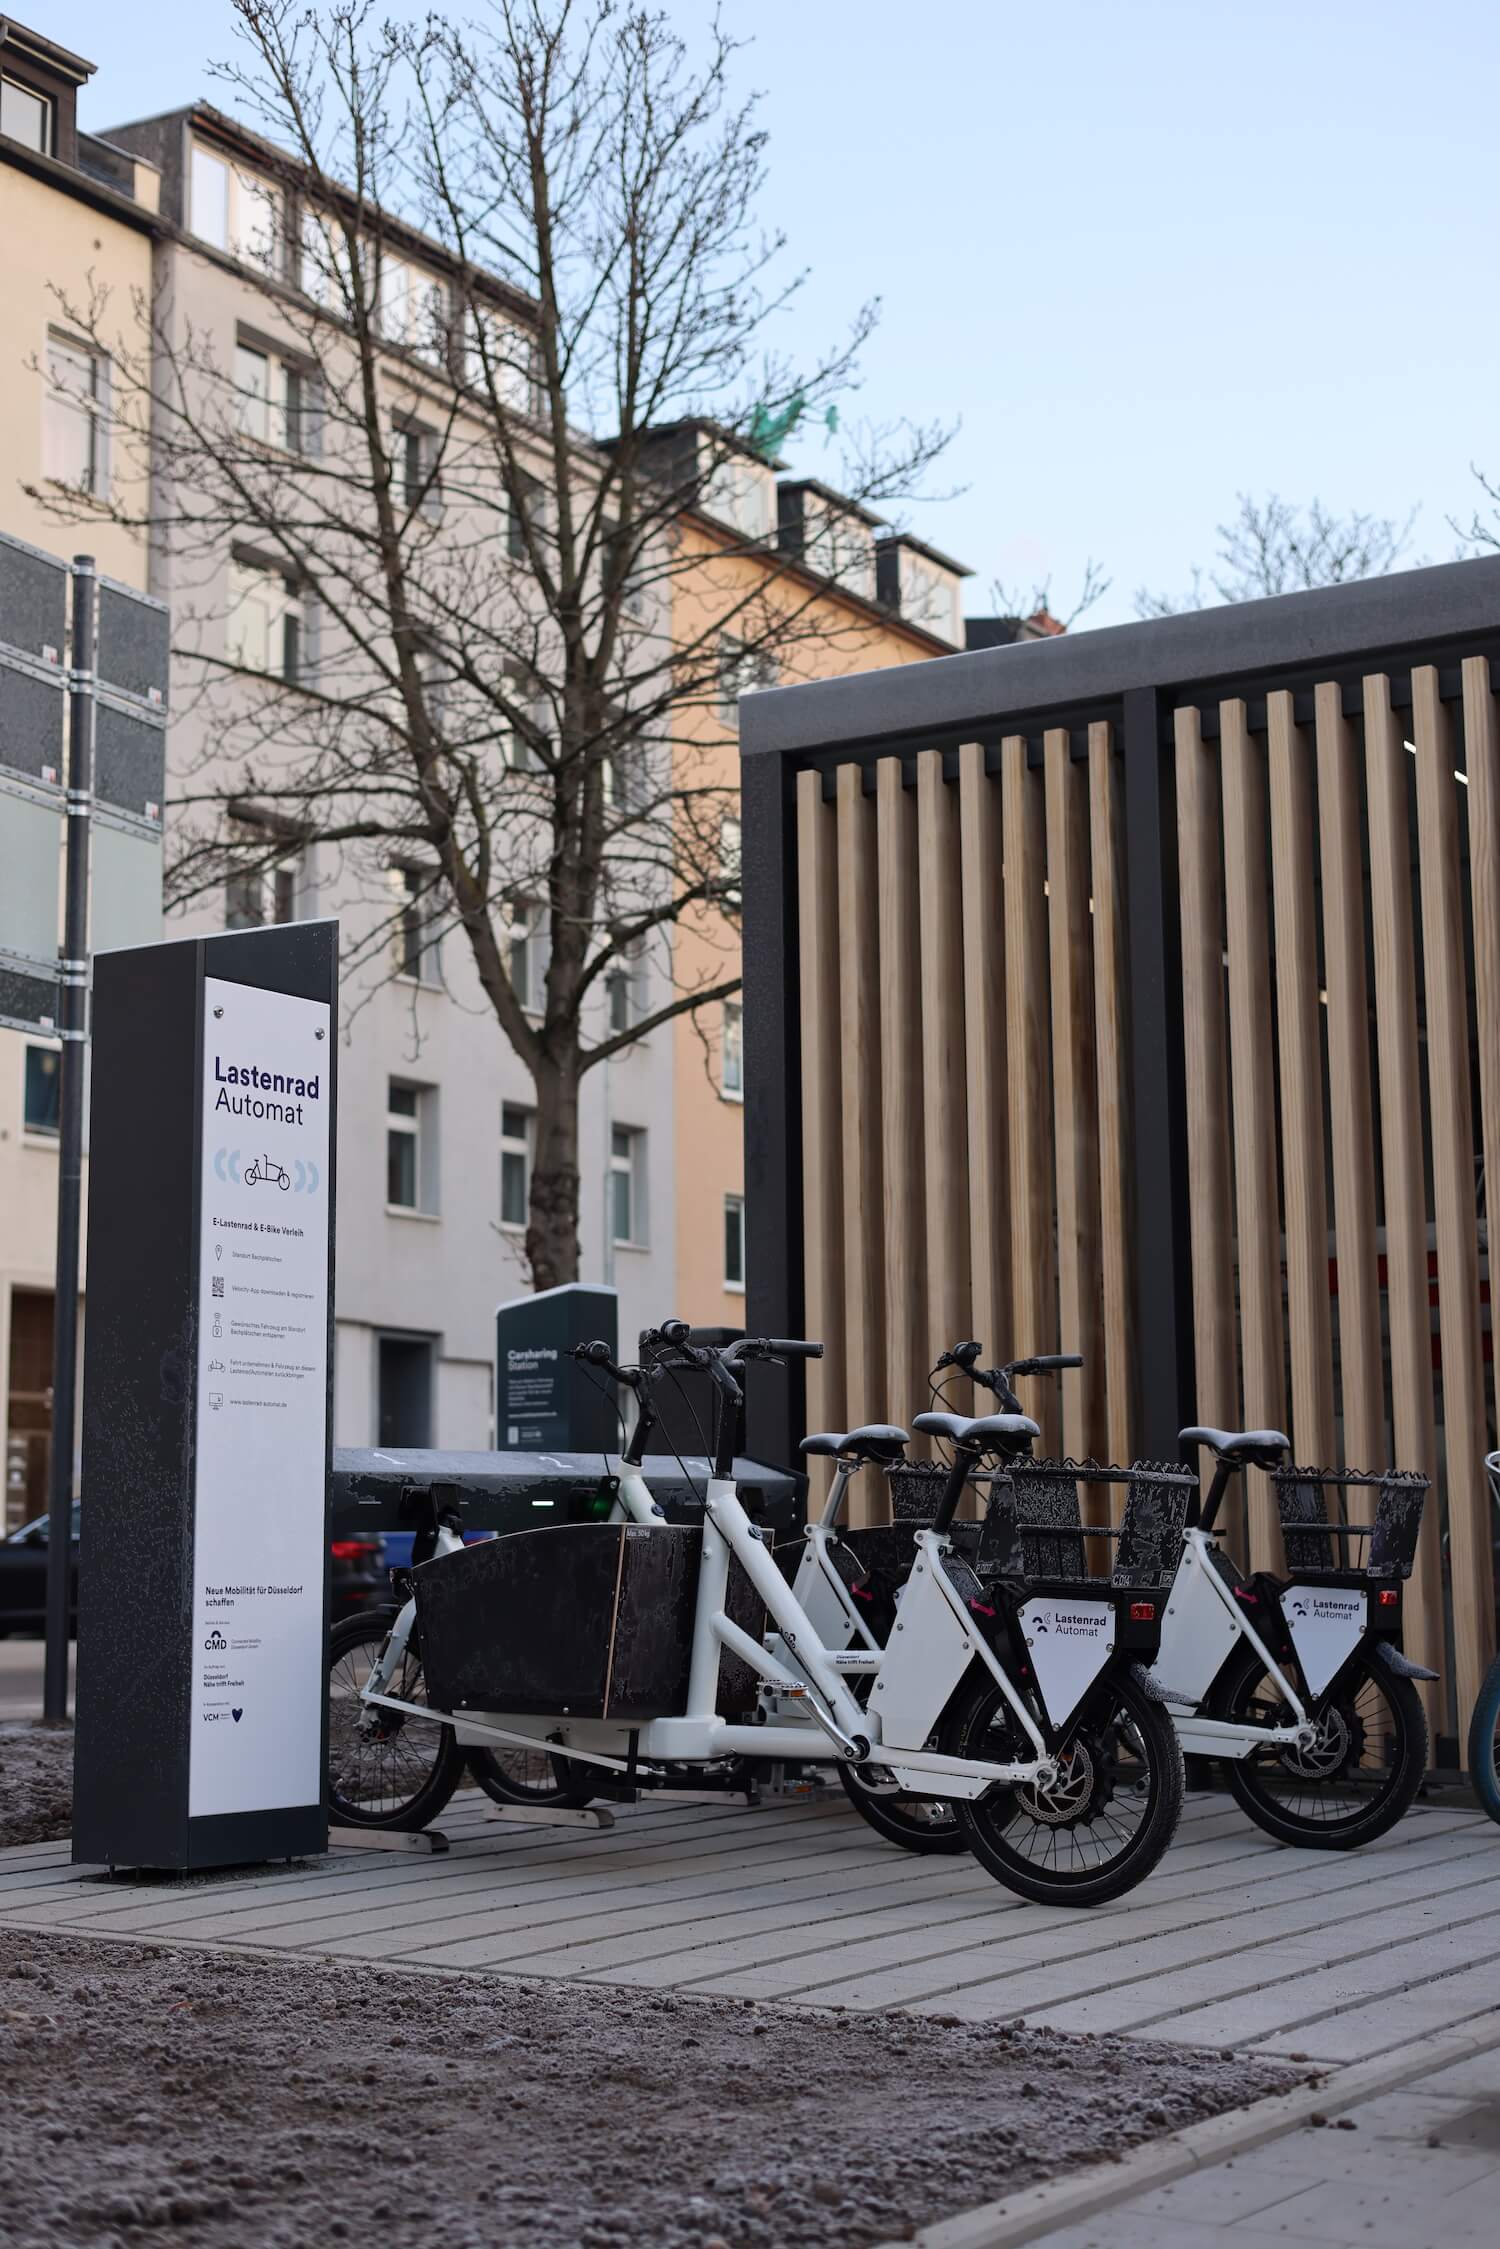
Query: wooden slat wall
1363 674 1444 1694
1412 668 1494 1723
1220 698 1286 1570
791 678 1498 1729
835 763 885 1430
795 771 844 1462
918 751 972 1388
1003 733 1061 1455
1089 722 1135 1470
1313 681 1383 1475
876 756 927 1489
1045 726 1107 1470
959 740 1010 1379
1267 691 1336 1472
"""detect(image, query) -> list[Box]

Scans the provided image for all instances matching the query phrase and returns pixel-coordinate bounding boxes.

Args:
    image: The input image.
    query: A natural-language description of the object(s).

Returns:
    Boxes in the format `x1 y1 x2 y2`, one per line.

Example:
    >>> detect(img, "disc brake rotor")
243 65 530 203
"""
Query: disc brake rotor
1016 1735 1100 1827
1280 1699 1362 1781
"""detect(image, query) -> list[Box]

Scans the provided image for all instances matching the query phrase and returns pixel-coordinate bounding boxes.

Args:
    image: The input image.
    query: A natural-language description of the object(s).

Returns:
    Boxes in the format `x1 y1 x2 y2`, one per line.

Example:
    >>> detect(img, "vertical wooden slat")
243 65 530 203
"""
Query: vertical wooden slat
1412 666 1495 1724
1220 697 1285 1569
1175 707 1239 1539
796 771 844 1467
1003 733 1059 1454
876 759 927 1485
918 752 971 1390
1313 681 1383 1474
1045 727 1106 1469
1460 657 1500 1467
1267 691 1335 1471
1089 721 1135 1467
1363 673 1443 1700
959 741 1010 1374
835 762 884 1428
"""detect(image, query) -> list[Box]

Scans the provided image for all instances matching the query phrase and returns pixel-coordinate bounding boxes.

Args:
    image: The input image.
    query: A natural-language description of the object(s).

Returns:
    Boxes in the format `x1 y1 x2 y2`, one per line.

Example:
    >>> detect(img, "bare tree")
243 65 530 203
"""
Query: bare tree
40 0 953 1288
1135 493 1417 618
984 557 1111 633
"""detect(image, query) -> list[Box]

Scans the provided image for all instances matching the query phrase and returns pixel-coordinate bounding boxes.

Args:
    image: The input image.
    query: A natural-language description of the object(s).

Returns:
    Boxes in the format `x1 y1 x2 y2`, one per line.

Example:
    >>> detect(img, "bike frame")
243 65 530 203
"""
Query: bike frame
1149 1527 1313 1758
360 1443 1059 1798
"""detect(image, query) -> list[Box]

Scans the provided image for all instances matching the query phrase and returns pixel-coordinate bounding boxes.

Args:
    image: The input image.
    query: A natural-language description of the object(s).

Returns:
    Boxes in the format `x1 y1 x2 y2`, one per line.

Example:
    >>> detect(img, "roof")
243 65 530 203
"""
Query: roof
102 100 542 330
777 478 886 531
0 18 95 86
635 417 790 474
874 528 974 579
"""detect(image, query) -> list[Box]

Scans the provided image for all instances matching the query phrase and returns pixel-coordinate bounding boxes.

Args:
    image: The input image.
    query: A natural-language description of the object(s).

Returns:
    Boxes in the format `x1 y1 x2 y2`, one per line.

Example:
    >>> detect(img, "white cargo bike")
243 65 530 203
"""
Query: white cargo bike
327 1325 1185 1906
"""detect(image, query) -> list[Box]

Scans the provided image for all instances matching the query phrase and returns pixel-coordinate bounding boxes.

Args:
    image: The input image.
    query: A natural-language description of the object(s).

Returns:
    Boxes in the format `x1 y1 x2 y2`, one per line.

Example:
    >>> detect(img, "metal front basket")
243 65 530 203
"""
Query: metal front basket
888 1461 953 1522
1272 1466 1430 1581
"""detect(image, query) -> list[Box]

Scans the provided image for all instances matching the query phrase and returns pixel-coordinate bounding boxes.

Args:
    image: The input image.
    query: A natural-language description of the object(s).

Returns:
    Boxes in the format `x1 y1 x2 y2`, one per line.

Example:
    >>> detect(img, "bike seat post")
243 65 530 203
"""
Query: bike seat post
1196 1460 1235 1538
929 1449 973 1537
818 1458 856 1531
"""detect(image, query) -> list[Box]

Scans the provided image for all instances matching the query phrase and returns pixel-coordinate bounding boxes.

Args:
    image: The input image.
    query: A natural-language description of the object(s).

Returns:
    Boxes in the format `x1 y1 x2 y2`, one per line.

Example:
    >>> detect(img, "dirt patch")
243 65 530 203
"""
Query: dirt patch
0 1722 73 1848
0 1927 1301 2248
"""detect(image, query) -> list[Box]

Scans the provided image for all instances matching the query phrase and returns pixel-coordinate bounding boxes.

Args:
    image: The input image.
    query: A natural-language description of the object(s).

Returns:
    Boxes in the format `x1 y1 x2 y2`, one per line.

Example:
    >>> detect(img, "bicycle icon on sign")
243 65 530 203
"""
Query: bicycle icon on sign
244 1153 291 1192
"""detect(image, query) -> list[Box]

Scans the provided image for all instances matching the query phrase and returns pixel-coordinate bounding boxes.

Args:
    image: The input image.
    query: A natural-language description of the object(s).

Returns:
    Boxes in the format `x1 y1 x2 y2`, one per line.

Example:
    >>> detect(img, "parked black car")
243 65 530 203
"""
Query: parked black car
0 1507 384 1633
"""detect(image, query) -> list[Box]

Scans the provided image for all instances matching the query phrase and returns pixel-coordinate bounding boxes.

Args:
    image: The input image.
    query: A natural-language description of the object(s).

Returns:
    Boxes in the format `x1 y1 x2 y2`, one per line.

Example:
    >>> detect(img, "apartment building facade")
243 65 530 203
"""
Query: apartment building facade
0 25 679 1496
0 20 161 1526
664 436 971 1329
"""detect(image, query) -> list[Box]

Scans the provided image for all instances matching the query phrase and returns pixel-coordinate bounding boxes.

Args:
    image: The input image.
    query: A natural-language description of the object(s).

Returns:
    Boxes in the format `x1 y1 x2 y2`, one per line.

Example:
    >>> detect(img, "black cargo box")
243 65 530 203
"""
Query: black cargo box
413 1521 766 1722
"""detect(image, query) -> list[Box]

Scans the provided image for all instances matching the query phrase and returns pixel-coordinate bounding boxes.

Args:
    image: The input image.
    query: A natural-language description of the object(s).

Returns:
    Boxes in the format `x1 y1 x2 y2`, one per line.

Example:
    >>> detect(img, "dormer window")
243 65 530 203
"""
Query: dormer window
1 74 52 153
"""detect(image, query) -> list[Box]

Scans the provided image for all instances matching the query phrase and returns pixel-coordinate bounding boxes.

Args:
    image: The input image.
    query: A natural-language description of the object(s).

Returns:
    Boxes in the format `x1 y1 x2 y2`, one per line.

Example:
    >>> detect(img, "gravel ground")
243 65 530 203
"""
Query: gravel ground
0 1721 73 1847
0 1927 1303 2249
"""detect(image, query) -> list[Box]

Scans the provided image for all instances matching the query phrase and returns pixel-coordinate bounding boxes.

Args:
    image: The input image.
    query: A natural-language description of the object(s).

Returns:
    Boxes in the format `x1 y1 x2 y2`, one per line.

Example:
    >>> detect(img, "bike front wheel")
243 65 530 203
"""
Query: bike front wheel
943 1665 1184 1907
1217 1640 1426 1849
326 1610 465 1830
468 1742 597 1810
1467 1654 1500 1824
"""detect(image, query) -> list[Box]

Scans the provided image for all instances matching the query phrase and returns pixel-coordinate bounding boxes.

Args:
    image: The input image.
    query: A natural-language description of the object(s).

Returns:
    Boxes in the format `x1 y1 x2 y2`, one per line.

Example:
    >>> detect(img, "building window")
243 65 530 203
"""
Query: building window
236 342 310 455
1 76 52 153
721 999 743 1100
398 417 441 516
226 847 301 930
507 471 546 562
228 558 308 684
718 815 742 911
509 903 550 1015
43 334 109 499
610 1125 646 1247
718 636 776 721
724 1194 746 1291
191 145 282 272
392 865 440 984
386 1083 438 1214
22 1046 60 1136
605 945 646 1038
377 1333 433 1446
500 1103 533 1230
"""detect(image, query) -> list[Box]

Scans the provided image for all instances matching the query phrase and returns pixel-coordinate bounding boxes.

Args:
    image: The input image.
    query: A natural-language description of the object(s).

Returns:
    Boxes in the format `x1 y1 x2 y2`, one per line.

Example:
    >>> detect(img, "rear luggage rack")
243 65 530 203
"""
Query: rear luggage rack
1272 1465 1429 1581
889 1457 1197 1594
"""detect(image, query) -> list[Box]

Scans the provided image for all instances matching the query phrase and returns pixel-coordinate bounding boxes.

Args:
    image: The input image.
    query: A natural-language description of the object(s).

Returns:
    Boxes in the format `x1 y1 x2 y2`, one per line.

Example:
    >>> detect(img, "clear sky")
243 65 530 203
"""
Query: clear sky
55 0 1500 625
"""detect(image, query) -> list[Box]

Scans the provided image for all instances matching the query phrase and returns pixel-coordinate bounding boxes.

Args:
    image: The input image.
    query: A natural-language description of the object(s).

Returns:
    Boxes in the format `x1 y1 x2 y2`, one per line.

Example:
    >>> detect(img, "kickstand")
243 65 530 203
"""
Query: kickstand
329 1825 450 1854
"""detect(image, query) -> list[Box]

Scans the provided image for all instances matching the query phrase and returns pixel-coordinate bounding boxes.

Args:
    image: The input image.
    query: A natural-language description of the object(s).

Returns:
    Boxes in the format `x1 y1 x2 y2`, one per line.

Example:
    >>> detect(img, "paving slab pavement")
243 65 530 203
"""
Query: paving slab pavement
2 1787 1498 2075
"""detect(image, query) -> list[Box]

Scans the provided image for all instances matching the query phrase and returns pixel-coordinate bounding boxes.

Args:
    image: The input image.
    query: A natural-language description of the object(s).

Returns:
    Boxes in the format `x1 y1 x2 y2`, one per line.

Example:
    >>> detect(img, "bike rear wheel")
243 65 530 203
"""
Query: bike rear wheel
326 1610 464 1830
942 1665 1183 1906
839 1760 969 1854
1467 1653 1500 1824
1218 1640 1426 1849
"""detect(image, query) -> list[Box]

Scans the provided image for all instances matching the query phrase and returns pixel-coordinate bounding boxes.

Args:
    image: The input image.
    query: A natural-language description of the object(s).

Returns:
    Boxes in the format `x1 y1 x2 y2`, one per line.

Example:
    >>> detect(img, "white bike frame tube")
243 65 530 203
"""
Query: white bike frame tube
911 1530 1051 1765
1180 1528 1311 1731
703 1476 871 1739
818 1460 854 1530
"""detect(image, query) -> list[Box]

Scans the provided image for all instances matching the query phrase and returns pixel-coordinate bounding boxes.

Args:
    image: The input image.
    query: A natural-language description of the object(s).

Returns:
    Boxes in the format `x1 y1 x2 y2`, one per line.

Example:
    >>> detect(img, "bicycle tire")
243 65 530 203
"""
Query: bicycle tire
1467 1653 1500 1823
838 1760 970 1855
467 1744 597 1810
1217 1639 1426 1850
326 1609 464 1831
942 1664 1183 1907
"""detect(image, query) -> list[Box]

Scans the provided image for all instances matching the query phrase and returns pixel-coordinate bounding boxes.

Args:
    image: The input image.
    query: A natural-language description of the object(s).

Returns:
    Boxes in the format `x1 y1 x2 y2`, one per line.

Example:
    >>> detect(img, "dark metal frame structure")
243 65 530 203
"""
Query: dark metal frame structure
740 554 1500 1472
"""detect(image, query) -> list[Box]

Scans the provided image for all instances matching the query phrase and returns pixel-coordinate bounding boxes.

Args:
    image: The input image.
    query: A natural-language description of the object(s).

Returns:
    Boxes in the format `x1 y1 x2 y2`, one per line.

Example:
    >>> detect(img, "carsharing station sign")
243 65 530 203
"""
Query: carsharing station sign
191 976 331 1818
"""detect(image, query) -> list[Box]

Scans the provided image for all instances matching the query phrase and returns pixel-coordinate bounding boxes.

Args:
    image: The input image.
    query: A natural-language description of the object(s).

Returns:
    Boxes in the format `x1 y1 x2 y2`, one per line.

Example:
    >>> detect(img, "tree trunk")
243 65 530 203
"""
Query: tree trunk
527 1051 582 1290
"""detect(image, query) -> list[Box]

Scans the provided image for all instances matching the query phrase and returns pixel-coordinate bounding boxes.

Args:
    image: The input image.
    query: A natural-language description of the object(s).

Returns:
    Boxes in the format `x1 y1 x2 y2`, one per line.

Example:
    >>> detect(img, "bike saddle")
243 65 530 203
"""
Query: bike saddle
911 1411 1039 1454
1179 1425 1290 1470
800 1424 909 1463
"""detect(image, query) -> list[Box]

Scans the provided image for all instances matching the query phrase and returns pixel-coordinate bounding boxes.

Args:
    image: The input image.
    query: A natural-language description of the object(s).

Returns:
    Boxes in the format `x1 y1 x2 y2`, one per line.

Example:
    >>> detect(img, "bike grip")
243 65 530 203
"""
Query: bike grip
659 1317 691 1346
763 1338 824 1360
577 1339 614 1365
1031 1353 1084 1372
